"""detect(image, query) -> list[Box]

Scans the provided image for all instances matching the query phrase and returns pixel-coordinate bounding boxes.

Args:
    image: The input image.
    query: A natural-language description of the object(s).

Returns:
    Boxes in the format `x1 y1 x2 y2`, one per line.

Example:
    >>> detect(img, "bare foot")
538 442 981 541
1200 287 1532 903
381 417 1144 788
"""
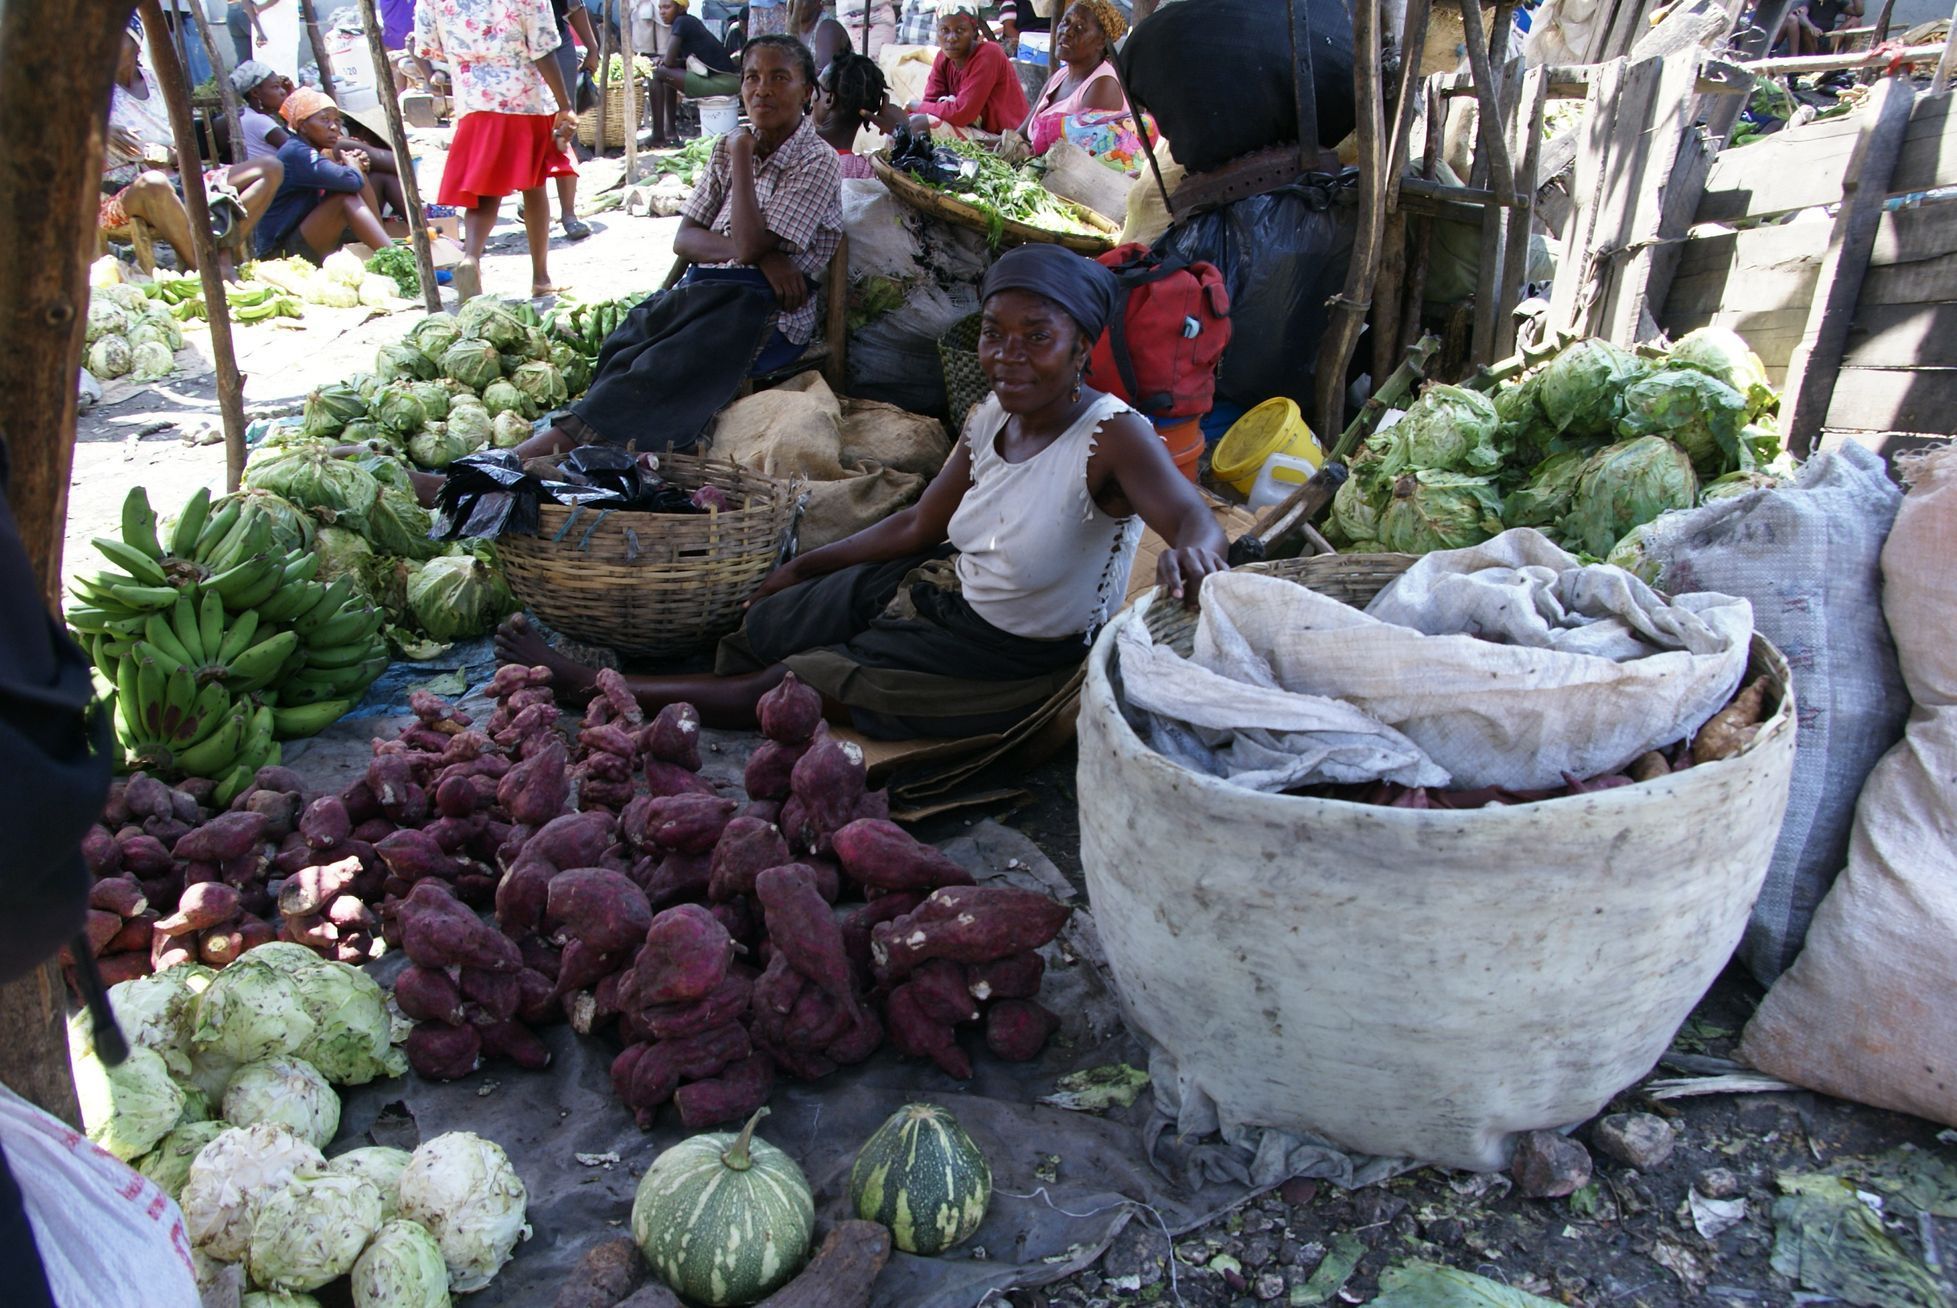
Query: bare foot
531 281 567 298
494 614 595 699
453 257 482 302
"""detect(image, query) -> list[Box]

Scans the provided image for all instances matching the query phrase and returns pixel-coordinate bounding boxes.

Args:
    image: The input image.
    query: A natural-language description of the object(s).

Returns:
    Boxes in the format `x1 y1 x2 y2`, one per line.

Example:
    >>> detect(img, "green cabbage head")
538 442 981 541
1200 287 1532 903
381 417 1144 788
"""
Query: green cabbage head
1536 338 1648 438
293 959 406 1085
373 383 430 437
480 379 532 420
71 1041 185 1161
1665 325 1777 419
1561 435 1699 556
1375 470 1506 554
244 445 381 520
87 335 133 379
190 956 318 1064
1376 384 1502 476
301 383 368 438
508 361 568 412
222 1056 340 1148
180 1123 326 1263
350 1218 451 1308
1616 368 1748 476
327 1147 414 1222
491 411 531 449
409 314 464 361
409 423 472 471
137 1119 232 1201
1504 449 1589 530
247 1172 385 1292
397 1132 530 1292
457 298 528 351
375 342 437 384
406 552 518 643
449 401 495 450
439 338 503 392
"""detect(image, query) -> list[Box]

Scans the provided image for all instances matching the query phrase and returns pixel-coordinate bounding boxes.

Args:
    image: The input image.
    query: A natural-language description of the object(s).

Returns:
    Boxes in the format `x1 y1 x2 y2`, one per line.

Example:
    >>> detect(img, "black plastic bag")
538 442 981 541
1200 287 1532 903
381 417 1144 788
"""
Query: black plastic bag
1153 173 1357 413
431 451 544 541
1121 0 1355 176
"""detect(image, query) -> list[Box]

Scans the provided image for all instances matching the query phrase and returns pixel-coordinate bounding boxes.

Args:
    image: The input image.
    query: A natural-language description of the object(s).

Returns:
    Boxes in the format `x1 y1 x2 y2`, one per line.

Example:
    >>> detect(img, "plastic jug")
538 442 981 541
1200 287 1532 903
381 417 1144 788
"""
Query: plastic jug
1247 453 1319 512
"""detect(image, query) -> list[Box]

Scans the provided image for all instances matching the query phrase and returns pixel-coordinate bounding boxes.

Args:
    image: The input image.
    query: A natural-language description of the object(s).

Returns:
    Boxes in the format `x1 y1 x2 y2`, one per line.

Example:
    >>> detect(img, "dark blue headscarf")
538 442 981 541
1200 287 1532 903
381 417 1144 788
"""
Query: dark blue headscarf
980 244 1118 341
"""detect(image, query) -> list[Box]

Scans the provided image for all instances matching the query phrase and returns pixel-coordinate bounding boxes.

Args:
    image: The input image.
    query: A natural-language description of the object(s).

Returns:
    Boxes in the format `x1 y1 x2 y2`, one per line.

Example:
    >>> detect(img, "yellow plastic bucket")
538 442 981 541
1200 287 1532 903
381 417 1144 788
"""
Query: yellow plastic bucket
1211 398 1323 495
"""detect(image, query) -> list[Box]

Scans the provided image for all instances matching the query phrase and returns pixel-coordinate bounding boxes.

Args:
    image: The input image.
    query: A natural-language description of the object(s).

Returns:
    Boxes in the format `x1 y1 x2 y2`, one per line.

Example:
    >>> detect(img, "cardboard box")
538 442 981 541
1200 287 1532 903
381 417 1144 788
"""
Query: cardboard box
427 215 462 244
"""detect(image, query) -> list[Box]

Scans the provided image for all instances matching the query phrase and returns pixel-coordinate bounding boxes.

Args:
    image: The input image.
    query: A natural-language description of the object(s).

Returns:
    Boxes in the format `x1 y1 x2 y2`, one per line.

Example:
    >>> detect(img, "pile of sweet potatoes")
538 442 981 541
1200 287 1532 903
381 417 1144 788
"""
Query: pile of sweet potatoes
74 764 390 991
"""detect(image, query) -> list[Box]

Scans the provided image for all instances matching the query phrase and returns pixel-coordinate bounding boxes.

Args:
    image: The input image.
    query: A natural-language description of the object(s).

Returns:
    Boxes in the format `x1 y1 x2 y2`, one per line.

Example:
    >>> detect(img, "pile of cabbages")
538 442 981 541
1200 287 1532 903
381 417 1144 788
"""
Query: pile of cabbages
374 667 1077 1128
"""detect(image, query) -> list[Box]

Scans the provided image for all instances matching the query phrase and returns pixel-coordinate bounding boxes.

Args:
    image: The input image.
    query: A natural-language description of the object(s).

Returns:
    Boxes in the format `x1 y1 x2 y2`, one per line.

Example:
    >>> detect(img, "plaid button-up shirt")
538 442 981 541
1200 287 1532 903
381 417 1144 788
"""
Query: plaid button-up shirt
681 115 844 344
896 0 940 45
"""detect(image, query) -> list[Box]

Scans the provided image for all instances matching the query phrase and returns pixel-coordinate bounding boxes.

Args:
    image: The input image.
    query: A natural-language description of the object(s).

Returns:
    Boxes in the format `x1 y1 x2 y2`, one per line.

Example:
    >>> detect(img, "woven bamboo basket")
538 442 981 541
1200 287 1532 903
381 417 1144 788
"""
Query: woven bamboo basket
870 149 1119 253
497 454 805 658
1142 552 1417 652
937 313 990 436
578 79 650 149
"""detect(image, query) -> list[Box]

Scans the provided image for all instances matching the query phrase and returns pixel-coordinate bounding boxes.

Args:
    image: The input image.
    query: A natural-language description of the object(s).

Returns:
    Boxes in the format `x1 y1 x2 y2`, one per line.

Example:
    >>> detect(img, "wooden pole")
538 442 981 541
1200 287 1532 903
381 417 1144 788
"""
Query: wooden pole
622 7 639 181
186 0 249 165
1746 41 1943 73
1934 0 1957 94
300 0 338 98
141 0 250 492
0 0 137 1125
1312 0 1384 441
1457 0 1518 205
1385 0 1434 194
1399 75 1444 359
357 0 441 313
597 20 611 153
1495 65 1547 359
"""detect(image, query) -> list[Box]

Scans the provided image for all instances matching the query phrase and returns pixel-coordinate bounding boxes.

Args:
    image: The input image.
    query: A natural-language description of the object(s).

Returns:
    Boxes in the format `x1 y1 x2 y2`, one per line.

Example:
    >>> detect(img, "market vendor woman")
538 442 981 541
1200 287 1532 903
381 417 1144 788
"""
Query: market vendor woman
497 244 1230 738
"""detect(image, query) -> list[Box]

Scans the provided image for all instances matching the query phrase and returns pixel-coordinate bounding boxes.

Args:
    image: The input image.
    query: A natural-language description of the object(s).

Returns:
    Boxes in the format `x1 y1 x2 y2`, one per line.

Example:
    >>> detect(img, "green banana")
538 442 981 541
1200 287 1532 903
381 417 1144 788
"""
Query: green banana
108 582 179 612
196 588 226 662
176 593 210 662
175 702 250 776
132 656 165 743
224 559 285 612
292 578 355 636
281 550 321 584
279 654 386 703
213 760 254 807
271 698 354 739
253 579 320 624
225 630 300 691
143 613 198 670
93 537 170 587
299 639 377 671
304 604 382 648
207 552 279 608
159 661 198 742
214 607 260 664
193 500 242 561
177 681 233 747
169 487 212 558
120 488 162 561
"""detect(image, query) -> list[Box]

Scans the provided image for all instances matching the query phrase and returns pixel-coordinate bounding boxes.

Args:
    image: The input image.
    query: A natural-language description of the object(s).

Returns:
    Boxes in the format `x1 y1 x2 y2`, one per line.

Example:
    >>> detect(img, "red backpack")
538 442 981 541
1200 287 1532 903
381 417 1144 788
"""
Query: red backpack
1083 243 1232 420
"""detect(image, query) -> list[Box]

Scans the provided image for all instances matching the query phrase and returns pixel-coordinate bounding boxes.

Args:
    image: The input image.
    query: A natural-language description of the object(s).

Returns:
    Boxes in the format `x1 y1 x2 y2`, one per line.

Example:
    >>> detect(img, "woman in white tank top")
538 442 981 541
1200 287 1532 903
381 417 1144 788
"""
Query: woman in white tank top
497 244 1228 738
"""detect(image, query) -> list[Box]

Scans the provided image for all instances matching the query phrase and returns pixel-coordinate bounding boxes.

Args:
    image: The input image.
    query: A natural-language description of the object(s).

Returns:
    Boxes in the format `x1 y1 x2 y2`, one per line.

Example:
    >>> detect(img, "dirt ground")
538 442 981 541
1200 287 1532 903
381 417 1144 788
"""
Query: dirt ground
71 181 1956 1308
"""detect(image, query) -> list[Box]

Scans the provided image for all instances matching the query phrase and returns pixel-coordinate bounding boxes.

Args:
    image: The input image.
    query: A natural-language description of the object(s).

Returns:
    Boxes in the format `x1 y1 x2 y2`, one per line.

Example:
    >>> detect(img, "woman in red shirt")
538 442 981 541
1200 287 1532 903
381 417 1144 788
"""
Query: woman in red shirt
907 4 1028 142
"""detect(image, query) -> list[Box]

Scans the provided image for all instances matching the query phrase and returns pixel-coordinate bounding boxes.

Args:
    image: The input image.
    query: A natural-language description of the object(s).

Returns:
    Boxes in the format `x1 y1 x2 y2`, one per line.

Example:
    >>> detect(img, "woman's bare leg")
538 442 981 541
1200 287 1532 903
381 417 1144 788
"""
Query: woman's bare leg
456 195 499 300
521 185 558 295
494 614 788 726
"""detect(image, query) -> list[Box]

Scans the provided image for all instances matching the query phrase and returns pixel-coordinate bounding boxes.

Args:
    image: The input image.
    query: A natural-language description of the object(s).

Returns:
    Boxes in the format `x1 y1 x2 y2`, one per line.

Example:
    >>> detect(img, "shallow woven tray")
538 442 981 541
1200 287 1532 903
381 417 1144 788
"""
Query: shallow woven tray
498 453 804 658
871 148 1119 253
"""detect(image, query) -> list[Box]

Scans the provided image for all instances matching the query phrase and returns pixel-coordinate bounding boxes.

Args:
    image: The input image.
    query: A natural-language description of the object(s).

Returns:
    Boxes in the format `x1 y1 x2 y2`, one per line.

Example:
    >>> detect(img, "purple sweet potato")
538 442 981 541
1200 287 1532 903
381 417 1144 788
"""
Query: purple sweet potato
906 958 980 1026
738 799 782 828
142 814 192 851
840 893 921 980
871 886 1073 980
674 1052 776 1130
299 796 352 850
639 795 738 855
755 865 858 1014
643 760 717 800
433 775 480 820
252 765 305 796
352 818 398 846
406 1021 482 1080
984 999 1060 1062
478 1018 551 1070
805 858 841 905
639 969 753 1041
285 910 339 951
832 820 976 893
742 738 809 803
157 882 240 936
706 817 791 902
81 909 121 957
278 856 362 917
172 811 269 866
592 667 644 727
516 967 559 1024
966 951 1045 1002
884 983 972 1079
460 966 524 1022
757 672 822 745
644 703 702 771
106 911 157 954
152 931 198 972
556 938 626 993
400 882 523 972
578 780 637 811
497 736 570 826
519 936 562 979
544 867 651 955
751 951 807 1021
825 1006 883 1066
82 826 120 877
619 905 733 1007
375 829 463 882
578 722 639 760
88 876 147 919
395 964 467 1026
242 788 299 840
517 811 618 874
575 751 634 784
611 1042 653 1104
495 859 554 937
423 815 489 855
752 1029 836 1083
782 986 853 1051
627 1045 681 1125
789 736 866 830
661 1021 752 1080
489 663 552 698
116 832 174 878
642 851 713 910
122 773 174 821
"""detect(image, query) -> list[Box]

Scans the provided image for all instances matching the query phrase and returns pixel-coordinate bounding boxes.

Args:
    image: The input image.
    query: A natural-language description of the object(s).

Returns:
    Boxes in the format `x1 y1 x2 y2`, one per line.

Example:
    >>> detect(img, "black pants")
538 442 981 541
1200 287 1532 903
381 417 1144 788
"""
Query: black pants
0 1145 54 1308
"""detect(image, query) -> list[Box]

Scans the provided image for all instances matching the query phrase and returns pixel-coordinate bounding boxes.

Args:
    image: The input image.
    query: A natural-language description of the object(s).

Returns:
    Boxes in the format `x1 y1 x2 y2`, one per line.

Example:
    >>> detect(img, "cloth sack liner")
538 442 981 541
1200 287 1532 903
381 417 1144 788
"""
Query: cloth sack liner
1741 443 1957 1126
1116 529 1753 793
1631 441 1907 982
708 372 950 550
1041 137 1138 223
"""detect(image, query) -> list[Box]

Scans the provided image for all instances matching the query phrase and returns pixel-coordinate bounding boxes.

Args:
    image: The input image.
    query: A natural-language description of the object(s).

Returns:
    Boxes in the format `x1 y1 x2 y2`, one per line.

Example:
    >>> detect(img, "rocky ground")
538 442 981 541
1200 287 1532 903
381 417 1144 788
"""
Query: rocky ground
73 170 1957 1308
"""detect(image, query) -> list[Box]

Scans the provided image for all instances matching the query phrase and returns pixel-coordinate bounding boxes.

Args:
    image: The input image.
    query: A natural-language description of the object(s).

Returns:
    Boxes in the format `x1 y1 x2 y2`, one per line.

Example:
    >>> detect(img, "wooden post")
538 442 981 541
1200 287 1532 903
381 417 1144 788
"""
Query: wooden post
0 0 136 1124
1385 0 1434 190
186 0 248 165
300 0 338 98
1457 0 1518 206
622 7 639 181
1781 75 1915 453
1495 65 1547 359
1399 75 1445 358
357 0 441 313
597 19 611 152
141 0 250 492
1935 0 1957 95
1312 0 1383 441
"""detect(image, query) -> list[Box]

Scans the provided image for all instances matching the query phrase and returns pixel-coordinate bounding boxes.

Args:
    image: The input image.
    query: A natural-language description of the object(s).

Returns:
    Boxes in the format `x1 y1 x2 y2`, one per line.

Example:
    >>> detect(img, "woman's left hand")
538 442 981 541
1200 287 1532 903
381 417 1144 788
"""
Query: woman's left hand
757 250 807 312
1157 543 1227 609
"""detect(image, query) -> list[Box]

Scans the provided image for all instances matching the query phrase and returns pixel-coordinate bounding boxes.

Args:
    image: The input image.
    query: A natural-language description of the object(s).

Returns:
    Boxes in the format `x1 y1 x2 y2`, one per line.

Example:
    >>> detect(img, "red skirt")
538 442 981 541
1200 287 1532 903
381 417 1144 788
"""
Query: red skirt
438 111 577 207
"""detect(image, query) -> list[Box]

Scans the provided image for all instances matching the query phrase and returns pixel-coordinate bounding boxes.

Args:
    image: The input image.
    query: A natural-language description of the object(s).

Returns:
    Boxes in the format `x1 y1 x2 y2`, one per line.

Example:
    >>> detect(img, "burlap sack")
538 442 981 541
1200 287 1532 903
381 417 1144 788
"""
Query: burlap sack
707 374 950 550
1741 444 1957 1126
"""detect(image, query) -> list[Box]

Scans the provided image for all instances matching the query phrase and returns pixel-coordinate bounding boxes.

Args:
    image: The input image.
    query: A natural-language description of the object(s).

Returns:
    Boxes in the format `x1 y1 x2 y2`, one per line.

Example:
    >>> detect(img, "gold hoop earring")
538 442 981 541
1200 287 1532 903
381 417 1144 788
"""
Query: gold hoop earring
1071 372 1083 404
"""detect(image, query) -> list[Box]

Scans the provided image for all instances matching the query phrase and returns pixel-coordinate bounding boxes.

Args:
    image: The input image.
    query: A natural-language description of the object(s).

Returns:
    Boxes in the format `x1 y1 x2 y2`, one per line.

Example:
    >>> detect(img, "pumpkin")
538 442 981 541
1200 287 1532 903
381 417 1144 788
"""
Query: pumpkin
848 1103 992 1255
630 1107 814 1306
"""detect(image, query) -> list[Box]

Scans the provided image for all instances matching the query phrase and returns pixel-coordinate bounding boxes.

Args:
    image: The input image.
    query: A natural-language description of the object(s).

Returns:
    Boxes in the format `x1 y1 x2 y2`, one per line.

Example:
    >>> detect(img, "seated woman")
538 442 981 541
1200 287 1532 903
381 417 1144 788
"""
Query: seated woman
252 88 396 263
507 34 841 461
231 61 408 224
496 243 1230 738
1008 0 1128 157
100 21 282 275
649 0 741 147
907 4 1028 143
789 0 855 73
813 51 906 177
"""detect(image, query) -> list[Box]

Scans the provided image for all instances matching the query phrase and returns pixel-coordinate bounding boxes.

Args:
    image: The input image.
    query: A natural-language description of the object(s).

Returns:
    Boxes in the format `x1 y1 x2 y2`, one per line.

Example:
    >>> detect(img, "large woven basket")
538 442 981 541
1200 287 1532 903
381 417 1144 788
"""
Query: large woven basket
1143 552 1417 652
578 79 649 149
870 149 1119 253
497 454 805 658
937 313 990 435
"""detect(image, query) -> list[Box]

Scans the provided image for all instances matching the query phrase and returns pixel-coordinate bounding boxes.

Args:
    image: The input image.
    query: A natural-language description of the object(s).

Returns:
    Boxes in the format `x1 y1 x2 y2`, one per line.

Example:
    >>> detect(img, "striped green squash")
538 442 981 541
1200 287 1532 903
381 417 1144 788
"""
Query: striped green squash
630 1108 814 1306
848 1103 992 1255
